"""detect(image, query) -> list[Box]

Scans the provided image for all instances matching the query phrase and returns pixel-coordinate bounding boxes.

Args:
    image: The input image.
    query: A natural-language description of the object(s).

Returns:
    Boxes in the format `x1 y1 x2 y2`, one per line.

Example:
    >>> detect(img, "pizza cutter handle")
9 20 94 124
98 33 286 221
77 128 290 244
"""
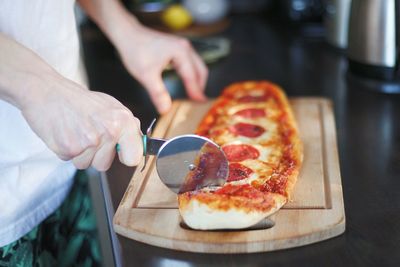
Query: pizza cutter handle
143 135 166 156
140 118 165 171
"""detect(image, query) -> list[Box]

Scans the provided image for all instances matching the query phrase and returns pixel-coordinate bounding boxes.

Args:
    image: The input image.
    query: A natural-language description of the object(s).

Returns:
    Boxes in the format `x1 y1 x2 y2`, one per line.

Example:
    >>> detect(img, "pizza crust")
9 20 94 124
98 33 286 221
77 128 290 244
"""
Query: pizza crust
179 192 286 230
272 83 304 198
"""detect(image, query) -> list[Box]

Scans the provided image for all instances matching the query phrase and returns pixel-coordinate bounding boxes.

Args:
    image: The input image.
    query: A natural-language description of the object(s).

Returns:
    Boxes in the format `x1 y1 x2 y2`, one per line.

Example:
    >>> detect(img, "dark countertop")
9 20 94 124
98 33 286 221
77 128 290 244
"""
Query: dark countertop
82 14 400 267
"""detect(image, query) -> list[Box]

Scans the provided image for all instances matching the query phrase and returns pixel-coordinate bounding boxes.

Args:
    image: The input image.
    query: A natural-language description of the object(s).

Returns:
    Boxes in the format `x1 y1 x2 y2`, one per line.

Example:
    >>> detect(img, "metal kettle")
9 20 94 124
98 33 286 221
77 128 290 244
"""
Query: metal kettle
347 0 399 80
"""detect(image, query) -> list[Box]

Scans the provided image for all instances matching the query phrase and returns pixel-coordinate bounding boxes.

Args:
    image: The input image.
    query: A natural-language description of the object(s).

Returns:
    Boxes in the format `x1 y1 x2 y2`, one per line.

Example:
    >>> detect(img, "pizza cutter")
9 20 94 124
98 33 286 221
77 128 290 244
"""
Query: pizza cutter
140 119 229 194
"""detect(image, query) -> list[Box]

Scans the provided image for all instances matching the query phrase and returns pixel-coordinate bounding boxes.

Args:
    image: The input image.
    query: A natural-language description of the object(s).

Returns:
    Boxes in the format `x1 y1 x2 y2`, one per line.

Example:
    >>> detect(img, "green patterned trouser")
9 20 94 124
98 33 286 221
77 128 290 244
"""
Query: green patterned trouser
0 171 102 267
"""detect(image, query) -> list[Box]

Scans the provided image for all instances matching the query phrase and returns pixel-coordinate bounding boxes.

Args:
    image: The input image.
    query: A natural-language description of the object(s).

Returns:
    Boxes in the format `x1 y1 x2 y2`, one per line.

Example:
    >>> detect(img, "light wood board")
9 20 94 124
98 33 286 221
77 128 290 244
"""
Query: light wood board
113 98 345 253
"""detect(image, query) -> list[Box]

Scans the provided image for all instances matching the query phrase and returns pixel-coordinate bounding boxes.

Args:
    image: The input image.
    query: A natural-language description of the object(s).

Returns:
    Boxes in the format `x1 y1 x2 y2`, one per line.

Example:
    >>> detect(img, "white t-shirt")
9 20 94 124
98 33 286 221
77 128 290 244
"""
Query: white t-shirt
0 0 86 246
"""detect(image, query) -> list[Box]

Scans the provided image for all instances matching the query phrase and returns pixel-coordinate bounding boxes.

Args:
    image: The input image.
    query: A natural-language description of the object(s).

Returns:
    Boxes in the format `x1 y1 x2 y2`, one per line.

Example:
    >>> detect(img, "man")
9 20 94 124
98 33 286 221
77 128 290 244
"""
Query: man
0 0 207 265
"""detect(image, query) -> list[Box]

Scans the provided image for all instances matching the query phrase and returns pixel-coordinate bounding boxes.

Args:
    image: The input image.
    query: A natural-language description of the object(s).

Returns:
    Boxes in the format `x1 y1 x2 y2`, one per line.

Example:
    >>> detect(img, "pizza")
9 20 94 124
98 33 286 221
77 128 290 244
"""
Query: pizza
177 81 303 230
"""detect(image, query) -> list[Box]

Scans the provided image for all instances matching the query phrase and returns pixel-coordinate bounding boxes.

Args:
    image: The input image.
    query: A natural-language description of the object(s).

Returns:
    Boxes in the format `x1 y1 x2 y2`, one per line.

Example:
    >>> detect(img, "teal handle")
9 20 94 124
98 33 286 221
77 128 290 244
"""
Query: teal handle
142 134 147 156
115 135 147 155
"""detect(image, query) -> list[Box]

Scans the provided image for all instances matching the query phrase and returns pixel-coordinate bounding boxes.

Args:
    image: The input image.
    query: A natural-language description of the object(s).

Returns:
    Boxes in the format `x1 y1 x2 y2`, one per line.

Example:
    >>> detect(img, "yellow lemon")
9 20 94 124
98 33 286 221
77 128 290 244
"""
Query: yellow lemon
161 4 193 31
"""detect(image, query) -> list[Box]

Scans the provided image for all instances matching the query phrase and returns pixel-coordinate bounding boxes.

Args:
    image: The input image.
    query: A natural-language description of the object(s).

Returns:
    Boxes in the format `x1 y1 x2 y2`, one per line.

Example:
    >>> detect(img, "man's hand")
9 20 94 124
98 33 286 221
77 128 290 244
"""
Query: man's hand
118 26 208 114
20 76 143 171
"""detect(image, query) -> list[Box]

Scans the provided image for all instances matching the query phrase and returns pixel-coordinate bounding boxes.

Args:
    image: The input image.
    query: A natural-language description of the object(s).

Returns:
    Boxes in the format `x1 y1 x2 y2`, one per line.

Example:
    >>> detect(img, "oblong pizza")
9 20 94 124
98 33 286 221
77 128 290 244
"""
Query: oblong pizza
178 81 303 230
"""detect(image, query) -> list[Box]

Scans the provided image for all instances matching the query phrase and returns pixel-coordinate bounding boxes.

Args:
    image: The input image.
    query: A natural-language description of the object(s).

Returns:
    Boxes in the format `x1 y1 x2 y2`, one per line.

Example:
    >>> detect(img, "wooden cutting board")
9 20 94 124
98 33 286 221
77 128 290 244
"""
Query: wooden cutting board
113 98 345 253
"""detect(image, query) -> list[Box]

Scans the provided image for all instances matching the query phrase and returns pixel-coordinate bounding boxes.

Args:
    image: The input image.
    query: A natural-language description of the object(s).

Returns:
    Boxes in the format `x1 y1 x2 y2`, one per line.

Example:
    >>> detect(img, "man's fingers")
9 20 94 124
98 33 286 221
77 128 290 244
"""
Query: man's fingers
71 113 143 170
173 49 207 102
117 118 143 167
143 75 172 114
91 141 116 171
72 146 97 170
190 51 208 92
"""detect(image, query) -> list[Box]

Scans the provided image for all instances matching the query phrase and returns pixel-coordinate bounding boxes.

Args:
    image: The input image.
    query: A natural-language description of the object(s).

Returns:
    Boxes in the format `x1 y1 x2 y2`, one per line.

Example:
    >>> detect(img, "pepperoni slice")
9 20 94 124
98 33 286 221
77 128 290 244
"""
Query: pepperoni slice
238 94 268 103
223 144 260 162
227 163 253 182
215 184 261 198
229 122 265 138
234 108 266 118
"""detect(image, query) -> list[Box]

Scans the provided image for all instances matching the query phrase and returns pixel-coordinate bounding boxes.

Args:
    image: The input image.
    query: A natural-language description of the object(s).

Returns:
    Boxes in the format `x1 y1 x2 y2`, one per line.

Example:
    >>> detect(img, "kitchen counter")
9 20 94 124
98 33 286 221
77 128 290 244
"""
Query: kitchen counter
81 13 400 267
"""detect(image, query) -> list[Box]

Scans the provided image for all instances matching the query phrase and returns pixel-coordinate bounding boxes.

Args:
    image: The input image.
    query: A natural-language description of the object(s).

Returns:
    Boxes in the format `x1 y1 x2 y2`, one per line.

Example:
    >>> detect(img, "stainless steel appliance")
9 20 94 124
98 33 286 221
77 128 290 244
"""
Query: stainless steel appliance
347 0 399 80
324 0 352 49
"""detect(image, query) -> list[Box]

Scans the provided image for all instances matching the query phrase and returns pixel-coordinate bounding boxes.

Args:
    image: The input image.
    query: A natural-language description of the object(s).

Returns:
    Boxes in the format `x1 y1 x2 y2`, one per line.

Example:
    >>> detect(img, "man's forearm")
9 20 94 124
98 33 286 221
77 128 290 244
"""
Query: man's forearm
77 0 143 52
0 33 56 109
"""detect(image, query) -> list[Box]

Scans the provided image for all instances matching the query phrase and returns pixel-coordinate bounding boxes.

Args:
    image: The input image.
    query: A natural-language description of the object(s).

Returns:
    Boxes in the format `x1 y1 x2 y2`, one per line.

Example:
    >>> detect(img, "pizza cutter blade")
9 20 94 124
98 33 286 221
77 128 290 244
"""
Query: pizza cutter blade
142 119 229 194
